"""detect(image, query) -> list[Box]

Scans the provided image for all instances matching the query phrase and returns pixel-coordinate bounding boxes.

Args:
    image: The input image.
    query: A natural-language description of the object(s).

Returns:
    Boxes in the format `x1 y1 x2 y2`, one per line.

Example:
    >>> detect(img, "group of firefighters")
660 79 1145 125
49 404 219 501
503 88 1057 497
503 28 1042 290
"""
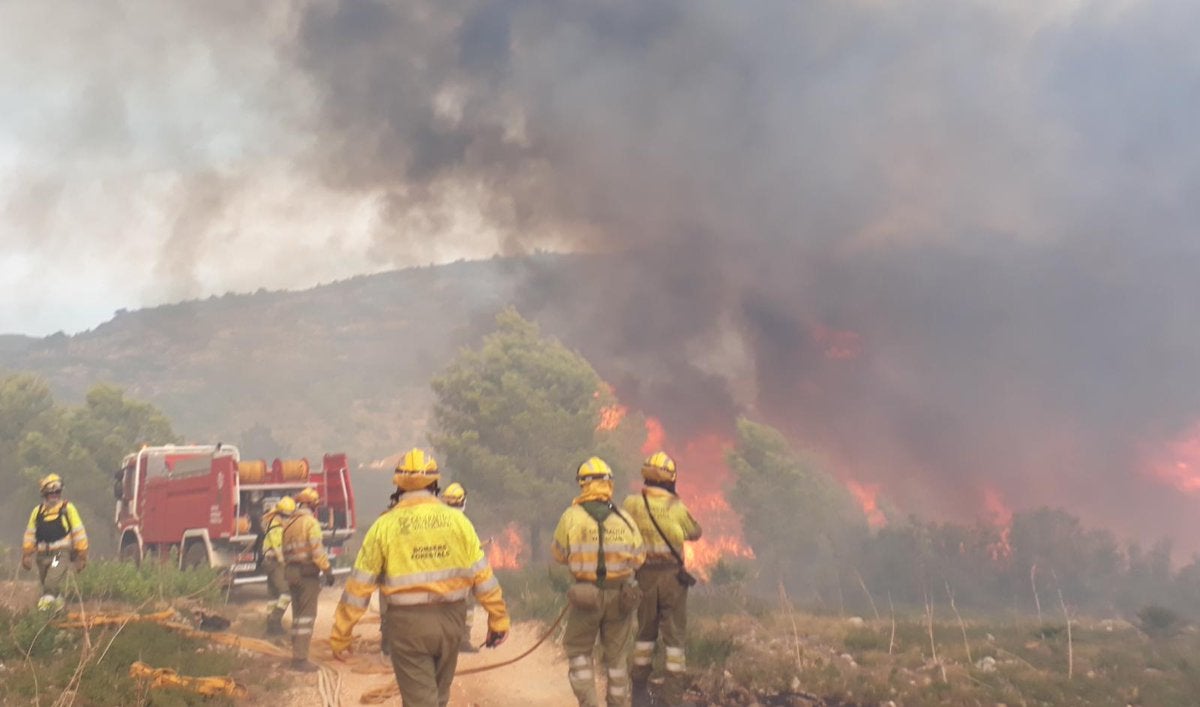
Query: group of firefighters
19 448 702 707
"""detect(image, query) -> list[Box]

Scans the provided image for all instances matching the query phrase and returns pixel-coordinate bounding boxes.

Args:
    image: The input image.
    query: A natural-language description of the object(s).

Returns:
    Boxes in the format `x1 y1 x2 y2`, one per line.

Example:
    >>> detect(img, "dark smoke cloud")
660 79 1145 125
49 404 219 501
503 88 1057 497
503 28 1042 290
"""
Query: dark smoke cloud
285 0 1200 546
7 1 1200 546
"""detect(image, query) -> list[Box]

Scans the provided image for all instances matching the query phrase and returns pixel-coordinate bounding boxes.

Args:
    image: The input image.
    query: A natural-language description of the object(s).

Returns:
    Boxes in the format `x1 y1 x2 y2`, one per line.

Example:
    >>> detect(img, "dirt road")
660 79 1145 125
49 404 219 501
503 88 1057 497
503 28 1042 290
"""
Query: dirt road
308 588 578 706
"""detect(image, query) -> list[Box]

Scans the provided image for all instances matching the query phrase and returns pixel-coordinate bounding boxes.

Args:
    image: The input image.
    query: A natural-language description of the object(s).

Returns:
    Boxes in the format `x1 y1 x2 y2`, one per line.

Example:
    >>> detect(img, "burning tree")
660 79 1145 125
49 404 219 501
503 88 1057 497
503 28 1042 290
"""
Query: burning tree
430 308 640 558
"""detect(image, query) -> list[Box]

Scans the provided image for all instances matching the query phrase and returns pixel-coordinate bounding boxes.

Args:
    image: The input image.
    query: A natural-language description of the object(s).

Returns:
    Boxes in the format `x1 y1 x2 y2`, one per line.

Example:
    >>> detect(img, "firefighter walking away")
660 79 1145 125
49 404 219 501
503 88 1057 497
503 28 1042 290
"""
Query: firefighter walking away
262 495 296 636
330 448 510 707
553 457 645 707
283 486 335 671
623 452 702 706
21 474 88 611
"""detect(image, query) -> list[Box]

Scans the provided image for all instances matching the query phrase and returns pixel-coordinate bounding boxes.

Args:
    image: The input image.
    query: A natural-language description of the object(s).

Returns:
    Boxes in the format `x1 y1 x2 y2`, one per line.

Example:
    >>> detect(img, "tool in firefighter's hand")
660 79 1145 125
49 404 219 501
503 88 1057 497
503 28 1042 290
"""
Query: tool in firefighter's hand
483 629 507 648
323 568 336 587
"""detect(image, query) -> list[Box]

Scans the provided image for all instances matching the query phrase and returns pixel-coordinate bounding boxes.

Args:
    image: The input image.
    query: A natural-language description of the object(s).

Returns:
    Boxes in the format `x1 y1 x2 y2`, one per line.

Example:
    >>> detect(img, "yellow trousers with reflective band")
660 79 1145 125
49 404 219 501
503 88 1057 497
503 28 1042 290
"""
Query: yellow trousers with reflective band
562 586 637 707
632 566 689 703
286 564 321 661
263 557 291 613
384 601 467 707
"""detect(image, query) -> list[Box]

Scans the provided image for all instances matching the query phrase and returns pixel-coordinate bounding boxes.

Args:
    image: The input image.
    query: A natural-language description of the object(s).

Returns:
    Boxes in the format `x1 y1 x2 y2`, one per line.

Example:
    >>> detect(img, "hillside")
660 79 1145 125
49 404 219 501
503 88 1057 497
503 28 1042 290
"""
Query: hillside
0 256 576 466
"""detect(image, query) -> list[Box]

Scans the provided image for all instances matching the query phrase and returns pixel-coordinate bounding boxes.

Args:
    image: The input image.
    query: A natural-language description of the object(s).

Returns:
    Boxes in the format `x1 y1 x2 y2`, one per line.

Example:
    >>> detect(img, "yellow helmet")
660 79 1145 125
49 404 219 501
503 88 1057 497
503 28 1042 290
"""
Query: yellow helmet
295 487 320 506
442 482 466 508
275 496 297 515
576 457 613 485
641 451 677 484
39 473 63 495
394 448 440 491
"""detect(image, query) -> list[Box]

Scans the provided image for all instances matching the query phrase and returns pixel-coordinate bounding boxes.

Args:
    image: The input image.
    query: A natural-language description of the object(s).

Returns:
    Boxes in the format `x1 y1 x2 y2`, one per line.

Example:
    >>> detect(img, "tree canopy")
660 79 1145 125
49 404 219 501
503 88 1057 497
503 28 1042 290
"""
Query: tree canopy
0 374 178 556
430 308 637 552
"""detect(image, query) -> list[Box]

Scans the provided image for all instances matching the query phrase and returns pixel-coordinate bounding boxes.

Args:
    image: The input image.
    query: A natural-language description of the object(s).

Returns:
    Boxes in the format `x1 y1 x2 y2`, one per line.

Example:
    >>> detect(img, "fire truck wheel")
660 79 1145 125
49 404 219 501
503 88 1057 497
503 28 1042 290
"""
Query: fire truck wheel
119 540 142 567
182 542 210 571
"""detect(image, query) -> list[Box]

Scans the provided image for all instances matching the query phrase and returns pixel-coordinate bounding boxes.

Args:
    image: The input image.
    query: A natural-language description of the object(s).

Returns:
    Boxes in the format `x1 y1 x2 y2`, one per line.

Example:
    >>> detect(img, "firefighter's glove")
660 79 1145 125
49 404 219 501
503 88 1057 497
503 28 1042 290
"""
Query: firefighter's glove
323 569 336 587
20 555 32 571
484 629 507 649
73 556 87 573
332 647 352 662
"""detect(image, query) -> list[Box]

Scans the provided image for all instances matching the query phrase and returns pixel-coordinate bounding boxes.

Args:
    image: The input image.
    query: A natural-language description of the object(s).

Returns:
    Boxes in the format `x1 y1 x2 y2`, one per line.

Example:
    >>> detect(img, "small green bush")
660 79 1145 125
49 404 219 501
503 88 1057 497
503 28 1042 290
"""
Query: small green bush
72 559 225 605
843 625 885 652
1138 605 1186 639
689 625 737 668
494 565 569 622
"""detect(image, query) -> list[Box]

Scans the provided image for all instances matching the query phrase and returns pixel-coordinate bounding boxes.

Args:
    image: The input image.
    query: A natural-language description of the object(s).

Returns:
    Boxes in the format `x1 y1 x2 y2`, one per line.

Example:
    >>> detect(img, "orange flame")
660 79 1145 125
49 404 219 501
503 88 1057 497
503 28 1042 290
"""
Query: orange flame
597 403 628 432
641 428 755 580
641 417 665 456
846 480 887 529
487 522 526 570
812 323 863 360
1147 422 1200 494
983 487 1013 561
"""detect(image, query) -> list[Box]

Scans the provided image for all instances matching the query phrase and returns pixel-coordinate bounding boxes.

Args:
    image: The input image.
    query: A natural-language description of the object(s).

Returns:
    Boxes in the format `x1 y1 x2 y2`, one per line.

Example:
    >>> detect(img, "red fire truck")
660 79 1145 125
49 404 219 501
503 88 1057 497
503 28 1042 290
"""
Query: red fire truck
114 444 357 585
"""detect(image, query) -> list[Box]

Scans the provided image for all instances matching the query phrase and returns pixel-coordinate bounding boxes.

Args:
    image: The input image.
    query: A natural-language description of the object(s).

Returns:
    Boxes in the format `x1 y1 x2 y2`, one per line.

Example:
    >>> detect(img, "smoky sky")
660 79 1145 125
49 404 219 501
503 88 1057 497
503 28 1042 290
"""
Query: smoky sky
6 0 1200 545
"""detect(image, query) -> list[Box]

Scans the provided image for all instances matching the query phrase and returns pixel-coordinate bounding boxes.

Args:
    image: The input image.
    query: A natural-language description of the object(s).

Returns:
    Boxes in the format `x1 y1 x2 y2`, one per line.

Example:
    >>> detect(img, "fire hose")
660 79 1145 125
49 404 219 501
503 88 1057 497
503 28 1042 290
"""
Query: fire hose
129 661 248 698
357 603 568 705
61 604 567 706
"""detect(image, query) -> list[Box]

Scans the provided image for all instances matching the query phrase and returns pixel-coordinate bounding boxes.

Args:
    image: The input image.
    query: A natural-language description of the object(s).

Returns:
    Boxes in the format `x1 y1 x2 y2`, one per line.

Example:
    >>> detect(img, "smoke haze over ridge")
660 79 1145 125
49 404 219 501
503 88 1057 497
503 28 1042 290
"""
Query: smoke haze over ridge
4 0 1200 546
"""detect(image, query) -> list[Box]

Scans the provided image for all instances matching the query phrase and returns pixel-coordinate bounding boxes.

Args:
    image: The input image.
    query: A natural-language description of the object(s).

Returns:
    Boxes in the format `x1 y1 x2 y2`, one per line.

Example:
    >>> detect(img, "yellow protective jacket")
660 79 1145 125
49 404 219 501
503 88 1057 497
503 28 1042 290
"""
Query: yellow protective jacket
262 512 284 563
330 490 509 653
552 500 645 583
281 508 330 572
622 487 702 566
23 500 88 559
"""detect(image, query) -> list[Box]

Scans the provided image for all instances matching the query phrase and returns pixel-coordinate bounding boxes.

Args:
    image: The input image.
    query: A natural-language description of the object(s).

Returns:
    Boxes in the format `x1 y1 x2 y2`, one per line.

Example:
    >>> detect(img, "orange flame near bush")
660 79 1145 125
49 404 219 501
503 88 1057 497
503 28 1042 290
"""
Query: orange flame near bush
846 479 887 529
487 523 526 570
597 404 628 432
642 421 755 580
983 487 1013 561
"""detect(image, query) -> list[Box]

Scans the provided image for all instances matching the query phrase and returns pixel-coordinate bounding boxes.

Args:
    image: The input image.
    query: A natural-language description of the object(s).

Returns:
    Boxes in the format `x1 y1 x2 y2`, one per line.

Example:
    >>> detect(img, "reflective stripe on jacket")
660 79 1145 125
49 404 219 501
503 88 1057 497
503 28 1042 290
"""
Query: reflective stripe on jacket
23 501 88 557
330 490 509 653
282 508 330 571
262 513 285 563
621 488 701 565
552 503 645 583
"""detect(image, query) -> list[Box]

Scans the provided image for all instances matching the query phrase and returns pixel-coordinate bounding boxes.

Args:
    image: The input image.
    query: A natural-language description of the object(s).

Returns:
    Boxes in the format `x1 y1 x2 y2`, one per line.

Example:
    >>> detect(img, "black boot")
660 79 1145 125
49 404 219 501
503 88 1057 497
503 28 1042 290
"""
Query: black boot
632 678 652 707
266 609 285 636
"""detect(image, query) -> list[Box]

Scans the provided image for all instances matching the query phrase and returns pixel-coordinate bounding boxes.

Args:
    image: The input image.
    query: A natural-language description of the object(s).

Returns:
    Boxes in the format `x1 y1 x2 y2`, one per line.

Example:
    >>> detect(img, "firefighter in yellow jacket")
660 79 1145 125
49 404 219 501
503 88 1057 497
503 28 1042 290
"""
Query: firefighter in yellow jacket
440 482 478 653
283 487 334 671
262 496 295 636
21 474 88 611
553 457 645 707
331 449 510 707
622 452 702 706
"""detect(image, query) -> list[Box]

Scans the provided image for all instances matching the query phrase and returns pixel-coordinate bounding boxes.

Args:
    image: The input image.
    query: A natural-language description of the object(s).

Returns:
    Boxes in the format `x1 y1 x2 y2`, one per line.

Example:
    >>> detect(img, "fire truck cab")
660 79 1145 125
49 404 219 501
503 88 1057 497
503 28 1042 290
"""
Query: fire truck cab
114 444 357 585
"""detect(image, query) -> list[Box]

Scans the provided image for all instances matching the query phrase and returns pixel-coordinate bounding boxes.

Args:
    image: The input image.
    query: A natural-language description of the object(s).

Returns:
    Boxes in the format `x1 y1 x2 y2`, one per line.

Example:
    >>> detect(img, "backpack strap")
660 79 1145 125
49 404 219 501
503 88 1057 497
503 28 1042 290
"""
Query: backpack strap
643 492 687 569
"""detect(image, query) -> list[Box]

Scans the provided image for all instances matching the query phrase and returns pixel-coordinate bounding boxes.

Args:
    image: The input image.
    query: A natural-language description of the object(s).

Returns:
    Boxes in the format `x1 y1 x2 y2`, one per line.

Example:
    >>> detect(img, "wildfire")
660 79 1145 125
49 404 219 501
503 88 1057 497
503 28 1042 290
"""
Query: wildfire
812 323 863 360
641 417 665 456
846 479 887 529
487 522 526 570
597 403 628 432
983 487 1013 561
641 427 756 579
1147 422 1200 494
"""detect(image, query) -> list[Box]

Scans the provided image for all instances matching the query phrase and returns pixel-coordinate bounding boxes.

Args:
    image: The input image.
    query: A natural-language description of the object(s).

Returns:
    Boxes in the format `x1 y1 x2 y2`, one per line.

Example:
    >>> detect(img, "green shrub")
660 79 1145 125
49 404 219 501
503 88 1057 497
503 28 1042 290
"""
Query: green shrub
689 625 737 668
72 559 225 605
494 565 569 622
1138 605 1186 639
843 625 885 652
